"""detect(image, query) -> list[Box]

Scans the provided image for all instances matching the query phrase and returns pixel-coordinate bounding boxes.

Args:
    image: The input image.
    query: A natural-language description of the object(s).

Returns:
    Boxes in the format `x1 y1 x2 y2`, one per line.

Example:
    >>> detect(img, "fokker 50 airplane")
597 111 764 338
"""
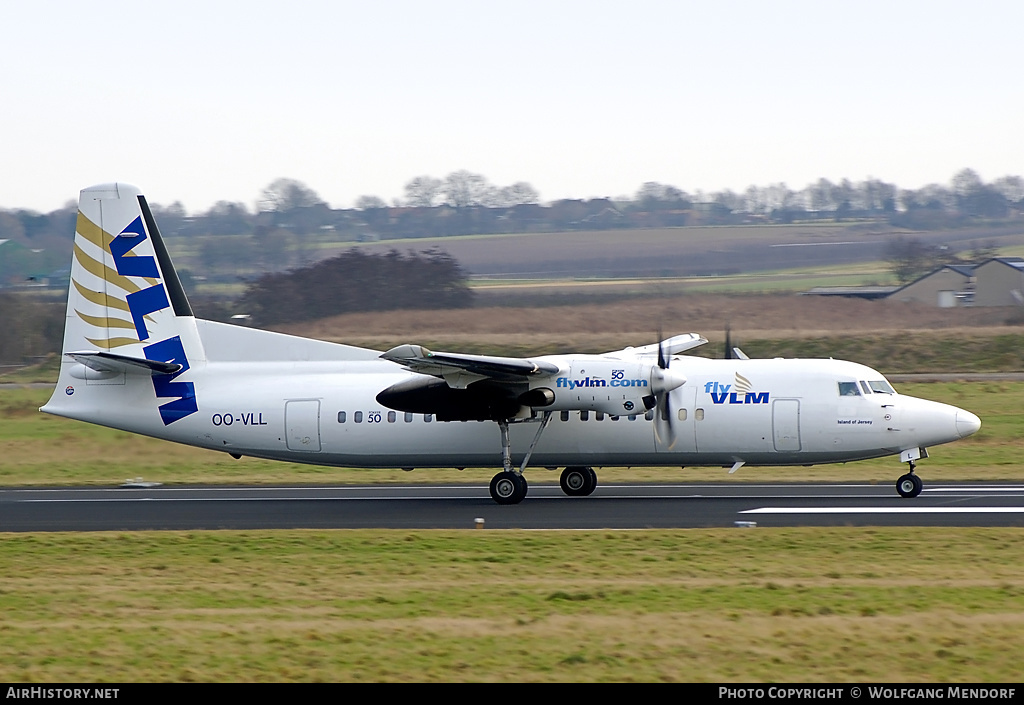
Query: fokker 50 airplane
42 183 982 504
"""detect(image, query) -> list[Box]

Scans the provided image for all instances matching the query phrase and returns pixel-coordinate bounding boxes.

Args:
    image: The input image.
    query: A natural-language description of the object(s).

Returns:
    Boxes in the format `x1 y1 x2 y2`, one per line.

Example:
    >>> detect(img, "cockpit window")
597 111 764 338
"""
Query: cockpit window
838 382 861 396
859 381 872 394
868 380 896 394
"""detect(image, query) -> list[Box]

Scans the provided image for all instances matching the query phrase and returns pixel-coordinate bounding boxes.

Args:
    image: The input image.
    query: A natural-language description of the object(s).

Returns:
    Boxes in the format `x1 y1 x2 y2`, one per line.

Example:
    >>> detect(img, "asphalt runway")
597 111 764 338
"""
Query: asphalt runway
2 482 1023 531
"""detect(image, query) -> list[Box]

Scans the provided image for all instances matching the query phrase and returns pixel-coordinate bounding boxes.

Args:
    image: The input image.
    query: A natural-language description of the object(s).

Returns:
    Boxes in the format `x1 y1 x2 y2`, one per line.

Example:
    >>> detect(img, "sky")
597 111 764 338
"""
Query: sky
2 0 1022 213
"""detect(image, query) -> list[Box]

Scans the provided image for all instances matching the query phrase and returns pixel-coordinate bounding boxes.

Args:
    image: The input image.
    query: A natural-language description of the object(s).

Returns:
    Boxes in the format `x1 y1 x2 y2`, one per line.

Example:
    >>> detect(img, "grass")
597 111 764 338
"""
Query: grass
0 528 1021 681
1 381 1020 487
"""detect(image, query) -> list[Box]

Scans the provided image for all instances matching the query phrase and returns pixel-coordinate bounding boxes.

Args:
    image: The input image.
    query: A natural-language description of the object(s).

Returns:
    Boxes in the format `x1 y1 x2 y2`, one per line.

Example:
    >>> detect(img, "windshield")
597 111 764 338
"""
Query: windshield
868 380 896 395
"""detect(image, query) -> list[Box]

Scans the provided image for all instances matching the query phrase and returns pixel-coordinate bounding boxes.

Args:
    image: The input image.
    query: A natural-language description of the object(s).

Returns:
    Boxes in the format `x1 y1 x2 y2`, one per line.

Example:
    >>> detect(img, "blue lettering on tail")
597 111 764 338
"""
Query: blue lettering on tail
143 335 198 425
111 217 171 340
110 217 160 278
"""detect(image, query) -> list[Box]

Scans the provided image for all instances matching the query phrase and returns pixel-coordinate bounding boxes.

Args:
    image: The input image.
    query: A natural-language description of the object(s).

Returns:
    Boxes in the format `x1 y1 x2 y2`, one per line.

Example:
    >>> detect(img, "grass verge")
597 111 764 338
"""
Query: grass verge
0 528 1021 682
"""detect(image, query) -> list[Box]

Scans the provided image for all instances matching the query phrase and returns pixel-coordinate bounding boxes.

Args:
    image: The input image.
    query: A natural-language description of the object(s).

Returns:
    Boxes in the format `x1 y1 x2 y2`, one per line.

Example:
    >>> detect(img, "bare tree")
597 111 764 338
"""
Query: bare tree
443 170 494 208
496 182 540 207
355 195 387 210
258 178 324 212
403 176 444 208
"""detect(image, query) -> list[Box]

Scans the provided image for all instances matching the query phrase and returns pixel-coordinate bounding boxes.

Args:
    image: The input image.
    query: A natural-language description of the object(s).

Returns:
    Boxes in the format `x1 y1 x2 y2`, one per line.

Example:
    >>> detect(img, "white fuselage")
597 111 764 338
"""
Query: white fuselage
45 339 977 472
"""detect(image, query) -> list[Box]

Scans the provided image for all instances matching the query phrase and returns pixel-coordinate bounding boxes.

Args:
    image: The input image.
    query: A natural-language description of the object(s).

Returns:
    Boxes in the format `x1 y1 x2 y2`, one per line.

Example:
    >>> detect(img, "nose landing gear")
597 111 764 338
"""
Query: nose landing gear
896 460 924 498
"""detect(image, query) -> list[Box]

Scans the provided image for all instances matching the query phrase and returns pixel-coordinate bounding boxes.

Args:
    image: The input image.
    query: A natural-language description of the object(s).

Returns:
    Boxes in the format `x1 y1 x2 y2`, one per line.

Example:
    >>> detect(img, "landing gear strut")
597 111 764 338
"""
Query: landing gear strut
487 413 551 505
896 460 923 498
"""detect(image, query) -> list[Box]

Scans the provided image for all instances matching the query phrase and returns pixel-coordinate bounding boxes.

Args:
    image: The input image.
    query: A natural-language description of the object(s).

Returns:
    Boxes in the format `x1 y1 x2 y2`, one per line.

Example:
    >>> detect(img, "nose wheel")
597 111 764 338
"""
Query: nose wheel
896 461 923 498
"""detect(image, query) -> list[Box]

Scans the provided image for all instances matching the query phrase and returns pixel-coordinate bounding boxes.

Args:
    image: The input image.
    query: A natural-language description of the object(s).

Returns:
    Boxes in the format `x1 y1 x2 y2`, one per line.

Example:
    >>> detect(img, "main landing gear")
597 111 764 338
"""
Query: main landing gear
486 414 599 504
488 415 548 505
896 461 924 498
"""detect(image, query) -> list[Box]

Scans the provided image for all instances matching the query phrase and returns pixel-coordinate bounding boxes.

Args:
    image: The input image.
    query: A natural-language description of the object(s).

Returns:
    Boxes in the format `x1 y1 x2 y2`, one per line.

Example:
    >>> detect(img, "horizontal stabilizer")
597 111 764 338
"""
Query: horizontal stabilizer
66 351 182 375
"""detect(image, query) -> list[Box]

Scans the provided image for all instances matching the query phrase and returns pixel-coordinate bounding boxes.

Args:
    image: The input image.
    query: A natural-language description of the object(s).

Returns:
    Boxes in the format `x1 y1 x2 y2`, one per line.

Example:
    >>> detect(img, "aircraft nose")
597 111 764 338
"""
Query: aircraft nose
956 410 982 438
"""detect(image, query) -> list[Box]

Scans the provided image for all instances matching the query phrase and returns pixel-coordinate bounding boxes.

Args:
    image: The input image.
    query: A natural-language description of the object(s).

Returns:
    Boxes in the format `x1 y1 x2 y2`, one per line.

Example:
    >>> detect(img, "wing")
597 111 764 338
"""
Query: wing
380 344 560 388
604 333 708 359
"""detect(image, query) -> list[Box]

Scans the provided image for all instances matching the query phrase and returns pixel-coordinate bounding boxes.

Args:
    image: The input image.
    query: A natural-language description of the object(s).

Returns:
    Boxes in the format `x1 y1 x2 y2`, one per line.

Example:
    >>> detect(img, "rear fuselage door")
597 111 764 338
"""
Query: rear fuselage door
285 399 321 452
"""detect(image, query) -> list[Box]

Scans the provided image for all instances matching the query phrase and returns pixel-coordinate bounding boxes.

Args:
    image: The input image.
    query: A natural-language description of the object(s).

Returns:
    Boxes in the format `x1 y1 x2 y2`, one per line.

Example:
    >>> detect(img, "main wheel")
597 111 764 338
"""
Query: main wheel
490 471 528 505
560 466 597 497
560 466 588 496
896 473 922 498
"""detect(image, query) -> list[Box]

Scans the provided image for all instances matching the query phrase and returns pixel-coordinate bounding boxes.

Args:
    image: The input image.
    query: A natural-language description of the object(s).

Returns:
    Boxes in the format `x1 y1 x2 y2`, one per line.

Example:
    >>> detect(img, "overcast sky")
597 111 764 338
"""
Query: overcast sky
2 0 1021 213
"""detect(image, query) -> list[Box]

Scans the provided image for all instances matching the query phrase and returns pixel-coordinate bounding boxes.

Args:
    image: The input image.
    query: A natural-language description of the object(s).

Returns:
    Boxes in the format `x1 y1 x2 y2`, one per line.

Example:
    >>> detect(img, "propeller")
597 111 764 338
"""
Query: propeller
651 334 686 450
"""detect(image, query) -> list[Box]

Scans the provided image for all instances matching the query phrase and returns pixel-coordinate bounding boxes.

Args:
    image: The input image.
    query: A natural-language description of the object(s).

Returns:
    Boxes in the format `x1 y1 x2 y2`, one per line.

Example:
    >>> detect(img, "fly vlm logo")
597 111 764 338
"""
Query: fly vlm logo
111 216 197 426
705 372 769 405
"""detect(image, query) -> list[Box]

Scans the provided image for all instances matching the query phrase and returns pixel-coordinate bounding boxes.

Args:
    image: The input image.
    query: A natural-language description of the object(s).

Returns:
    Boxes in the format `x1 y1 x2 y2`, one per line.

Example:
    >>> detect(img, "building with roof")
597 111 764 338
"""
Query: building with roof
888 264 976 308
804 257 1024 307
972 257 1024 307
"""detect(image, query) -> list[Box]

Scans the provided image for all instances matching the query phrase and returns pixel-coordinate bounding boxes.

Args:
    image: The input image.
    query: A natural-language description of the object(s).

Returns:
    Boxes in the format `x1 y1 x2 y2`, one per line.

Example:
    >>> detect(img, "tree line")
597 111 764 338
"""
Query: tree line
2 168 1022 251
237 248 474 327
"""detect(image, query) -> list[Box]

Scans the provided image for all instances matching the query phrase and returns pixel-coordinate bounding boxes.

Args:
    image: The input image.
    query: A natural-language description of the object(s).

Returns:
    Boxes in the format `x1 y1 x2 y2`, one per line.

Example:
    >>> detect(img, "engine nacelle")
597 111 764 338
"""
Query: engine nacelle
530 358 684 416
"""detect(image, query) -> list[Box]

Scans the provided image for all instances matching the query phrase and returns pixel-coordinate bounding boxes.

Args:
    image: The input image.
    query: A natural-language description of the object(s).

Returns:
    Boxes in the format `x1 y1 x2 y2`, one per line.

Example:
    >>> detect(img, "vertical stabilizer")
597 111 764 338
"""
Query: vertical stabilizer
62 183 198 355
43 183 205 427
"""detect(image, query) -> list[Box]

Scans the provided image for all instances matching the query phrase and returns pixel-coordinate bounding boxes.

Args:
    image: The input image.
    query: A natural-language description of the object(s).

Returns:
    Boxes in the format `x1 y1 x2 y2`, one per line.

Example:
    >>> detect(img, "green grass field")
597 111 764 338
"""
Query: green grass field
1 528 1021 681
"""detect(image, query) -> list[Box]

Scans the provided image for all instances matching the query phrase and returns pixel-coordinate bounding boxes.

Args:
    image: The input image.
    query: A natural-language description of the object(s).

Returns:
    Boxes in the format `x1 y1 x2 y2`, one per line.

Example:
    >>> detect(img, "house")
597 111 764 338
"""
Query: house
971 257 1024 307
888 264 975 307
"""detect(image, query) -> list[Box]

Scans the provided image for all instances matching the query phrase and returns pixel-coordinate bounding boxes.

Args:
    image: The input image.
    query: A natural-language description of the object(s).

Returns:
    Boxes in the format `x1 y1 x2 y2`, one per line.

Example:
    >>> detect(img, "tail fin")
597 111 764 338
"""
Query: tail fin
43 183 204 426
62 183 197 355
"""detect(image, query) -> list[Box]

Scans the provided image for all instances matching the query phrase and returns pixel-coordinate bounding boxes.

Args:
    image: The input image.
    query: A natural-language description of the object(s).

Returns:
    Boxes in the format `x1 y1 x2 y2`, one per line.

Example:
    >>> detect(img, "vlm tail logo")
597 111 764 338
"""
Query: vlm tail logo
110 215 198 426
705 372 769 405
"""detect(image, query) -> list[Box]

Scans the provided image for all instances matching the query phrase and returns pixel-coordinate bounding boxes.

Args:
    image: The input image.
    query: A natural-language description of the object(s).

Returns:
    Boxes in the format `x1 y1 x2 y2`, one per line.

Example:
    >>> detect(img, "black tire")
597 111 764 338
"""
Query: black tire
585 467 598 496
896 473 922 498
490 471 527 505
560 466 590 496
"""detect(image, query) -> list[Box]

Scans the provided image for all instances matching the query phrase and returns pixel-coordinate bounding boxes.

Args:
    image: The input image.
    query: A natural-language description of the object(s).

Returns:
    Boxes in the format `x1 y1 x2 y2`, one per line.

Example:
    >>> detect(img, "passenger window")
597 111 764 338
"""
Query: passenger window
424 414 433 423
695 408 705 421
610 415 619 421
595 412 604 421
387 411 396 423
560 410 570 422
404 412 413 422
354 411 363 423
644 409 654 421
628 414 636 421
580 410 589 421
838 382 861 396
337 411 346 423
678 408 687 421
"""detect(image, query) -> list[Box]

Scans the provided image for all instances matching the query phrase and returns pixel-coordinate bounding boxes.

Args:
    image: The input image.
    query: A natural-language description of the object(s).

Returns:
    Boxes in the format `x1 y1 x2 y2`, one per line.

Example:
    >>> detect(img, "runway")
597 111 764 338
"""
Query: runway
2 482 1023 531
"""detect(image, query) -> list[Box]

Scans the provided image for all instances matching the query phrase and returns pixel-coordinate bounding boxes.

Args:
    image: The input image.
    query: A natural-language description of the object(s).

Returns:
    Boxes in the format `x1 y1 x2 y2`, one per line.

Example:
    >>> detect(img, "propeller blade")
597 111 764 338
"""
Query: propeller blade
652 331 681 449
653 389 678 450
